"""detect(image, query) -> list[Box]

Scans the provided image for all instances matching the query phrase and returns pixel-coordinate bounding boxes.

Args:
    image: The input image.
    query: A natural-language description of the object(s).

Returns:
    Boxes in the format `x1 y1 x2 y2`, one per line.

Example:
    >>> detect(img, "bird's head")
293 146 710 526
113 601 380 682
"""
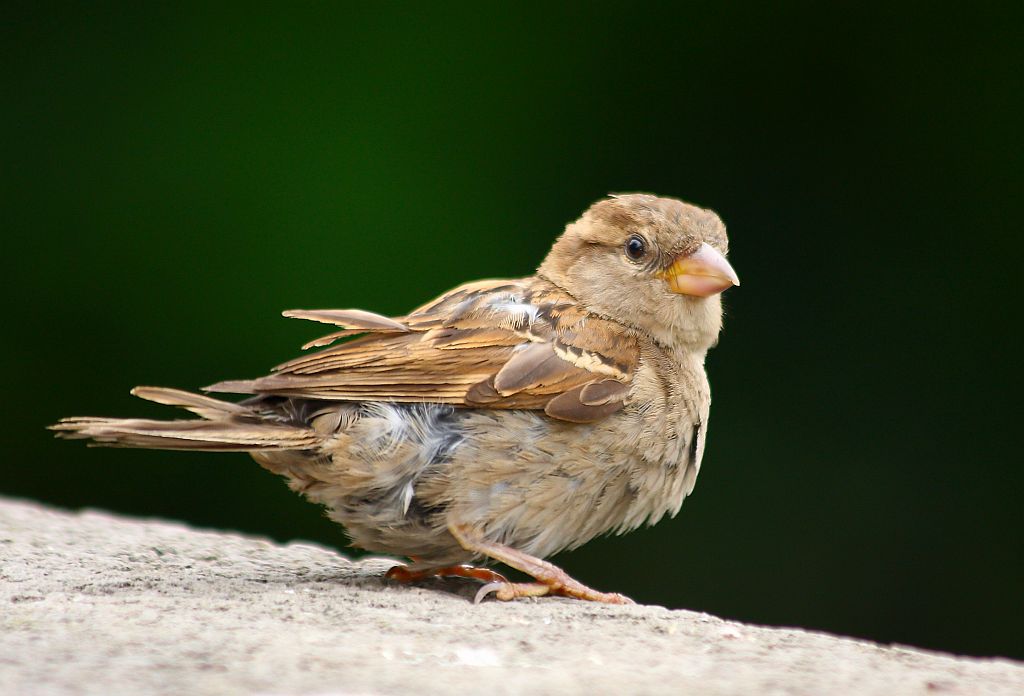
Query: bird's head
538 193 738 352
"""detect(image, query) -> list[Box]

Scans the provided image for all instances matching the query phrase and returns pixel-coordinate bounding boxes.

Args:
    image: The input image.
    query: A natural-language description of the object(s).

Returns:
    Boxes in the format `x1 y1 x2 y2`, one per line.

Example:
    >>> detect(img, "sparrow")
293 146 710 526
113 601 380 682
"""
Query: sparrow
52 193 739 604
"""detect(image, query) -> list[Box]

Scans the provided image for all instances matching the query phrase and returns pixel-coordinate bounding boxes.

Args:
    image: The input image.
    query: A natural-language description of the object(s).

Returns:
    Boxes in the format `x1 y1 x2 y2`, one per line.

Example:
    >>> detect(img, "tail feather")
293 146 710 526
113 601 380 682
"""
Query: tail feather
130 386 252 418
50 388 320 452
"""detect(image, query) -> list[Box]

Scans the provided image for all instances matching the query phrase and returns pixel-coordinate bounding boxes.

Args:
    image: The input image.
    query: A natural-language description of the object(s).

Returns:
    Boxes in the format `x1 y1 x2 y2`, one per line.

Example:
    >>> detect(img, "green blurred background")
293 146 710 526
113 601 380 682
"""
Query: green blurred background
4 3 1022 659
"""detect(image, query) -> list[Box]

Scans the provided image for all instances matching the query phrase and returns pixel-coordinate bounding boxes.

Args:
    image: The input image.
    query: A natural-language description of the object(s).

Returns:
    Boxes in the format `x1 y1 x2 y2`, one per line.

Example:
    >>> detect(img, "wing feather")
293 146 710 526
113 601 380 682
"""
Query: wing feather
205 278 641 422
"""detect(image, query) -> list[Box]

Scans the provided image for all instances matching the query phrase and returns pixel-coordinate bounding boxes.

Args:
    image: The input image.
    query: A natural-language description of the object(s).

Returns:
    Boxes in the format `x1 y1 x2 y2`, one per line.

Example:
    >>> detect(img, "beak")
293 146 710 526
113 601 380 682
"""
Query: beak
658 242 740 297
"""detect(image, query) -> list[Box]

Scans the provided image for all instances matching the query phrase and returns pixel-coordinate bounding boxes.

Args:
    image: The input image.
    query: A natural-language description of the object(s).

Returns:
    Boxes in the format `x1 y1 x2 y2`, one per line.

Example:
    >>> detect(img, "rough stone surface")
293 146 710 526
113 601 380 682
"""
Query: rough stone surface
1 497 1021 696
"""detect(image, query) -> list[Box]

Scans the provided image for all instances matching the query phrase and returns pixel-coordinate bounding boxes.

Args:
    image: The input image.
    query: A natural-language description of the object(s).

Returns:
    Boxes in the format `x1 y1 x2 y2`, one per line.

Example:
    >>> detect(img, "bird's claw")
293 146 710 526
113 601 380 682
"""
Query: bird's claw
473 580 634 605
474 581 506 604
473 581 553 604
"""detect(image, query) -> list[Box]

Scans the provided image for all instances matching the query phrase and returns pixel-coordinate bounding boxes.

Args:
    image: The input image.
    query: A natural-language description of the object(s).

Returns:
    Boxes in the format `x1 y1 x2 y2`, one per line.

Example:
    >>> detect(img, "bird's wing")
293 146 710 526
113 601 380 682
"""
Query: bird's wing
205 278 640 423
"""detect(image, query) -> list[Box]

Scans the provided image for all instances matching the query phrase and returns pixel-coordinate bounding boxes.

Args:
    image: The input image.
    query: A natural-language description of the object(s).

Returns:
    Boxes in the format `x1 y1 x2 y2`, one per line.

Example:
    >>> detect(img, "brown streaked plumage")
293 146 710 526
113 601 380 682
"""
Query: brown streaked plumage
51 193 739 604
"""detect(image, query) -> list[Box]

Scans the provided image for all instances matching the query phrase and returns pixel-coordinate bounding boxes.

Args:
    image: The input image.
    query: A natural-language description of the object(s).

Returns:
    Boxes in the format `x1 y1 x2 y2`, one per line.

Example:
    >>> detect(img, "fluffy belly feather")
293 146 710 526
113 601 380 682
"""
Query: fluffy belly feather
253 399 700 565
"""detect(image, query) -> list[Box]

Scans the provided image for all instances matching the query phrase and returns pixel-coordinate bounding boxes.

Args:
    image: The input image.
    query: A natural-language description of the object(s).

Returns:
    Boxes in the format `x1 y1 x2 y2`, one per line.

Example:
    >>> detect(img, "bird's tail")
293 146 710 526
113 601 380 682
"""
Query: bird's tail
50 387 320 452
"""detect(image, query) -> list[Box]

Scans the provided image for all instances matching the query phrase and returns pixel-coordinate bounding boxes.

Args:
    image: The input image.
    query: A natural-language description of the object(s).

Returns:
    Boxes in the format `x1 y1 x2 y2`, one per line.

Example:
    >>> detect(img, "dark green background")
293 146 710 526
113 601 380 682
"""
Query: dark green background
4 3 1022 659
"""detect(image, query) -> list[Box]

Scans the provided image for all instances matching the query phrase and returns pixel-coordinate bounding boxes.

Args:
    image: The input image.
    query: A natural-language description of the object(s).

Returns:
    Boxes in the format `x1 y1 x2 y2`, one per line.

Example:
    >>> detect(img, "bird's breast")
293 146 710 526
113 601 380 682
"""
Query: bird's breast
440 357 709 558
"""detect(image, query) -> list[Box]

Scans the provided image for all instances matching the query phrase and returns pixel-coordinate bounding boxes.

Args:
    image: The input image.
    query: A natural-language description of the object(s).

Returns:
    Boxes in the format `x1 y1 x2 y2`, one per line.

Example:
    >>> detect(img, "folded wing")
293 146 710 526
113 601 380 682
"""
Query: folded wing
206 278 640 423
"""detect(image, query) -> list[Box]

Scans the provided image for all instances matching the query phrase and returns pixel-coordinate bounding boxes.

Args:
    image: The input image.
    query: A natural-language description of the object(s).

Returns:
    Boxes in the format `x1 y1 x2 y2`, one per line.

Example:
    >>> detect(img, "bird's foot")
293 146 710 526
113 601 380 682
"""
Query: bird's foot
385 563 510 585
474 580 632 605
449 523 635 605
474 581 551 603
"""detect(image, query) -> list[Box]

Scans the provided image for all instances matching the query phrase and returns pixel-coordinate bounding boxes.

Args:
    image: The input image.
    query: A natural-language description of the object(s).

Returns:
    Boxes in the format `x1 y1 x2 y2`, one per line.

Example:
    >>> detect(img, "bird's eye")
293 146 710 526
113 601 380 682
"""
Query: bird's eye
624 235 647 261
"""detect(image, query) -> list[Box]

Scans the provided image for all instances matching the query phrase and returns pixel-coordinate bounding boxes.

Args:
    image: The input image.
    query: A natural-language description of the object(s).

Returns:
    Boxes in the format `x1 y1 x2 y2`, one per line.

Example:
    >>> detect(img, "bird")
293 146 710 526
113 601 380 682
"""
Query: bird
51 193 739 605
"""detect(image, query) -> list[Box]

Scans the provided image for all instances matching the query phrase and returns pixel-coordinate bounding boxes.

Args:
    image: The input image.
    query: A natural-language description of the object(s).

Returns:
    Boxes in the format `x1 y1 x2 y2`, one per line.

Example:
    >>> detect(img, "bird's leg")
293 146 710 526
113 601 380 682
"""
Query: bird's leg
385 562 510 585
448 523 634 605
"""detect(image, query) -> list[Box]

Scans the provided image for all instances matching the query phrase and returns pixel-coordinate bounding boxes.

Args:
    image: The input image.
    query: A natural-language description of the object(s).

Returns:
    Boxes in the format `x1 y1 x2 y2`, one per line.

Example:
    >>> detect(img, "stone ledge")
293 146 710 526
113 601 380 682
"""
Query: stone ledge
1 497 1020 695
